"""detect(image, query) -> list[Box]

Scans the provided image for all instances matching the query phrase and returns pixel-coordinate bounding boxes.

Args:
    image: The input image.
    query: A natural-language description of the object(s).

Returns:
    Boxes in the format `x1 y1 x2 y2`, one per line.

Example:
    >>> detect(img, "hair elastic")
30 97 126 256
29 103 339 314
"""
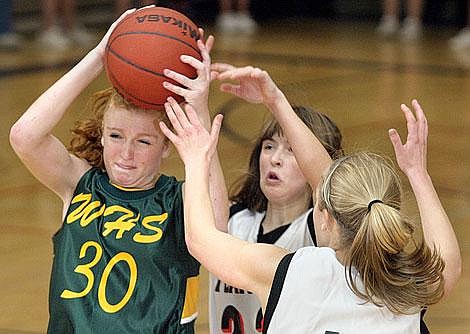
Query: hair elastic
367 199 383 212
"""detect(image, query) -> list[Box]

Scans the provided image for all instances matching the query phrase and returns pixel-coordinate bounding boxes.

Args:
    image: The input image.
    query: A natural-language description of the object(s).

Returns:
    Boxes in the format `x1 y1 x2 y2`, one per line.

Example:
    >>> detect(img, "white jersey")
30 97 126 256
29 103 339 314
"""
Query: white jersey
209 207 314 334
263 247 420 334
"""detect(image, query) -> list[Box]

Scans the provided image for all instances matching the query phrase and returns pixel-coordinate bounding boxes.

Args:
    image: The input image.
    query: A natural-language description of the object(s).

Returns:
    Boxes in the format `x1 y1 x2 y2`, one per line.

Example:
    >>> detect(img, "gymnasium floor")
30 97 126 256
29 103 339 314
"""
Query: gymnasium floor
0 17 469 333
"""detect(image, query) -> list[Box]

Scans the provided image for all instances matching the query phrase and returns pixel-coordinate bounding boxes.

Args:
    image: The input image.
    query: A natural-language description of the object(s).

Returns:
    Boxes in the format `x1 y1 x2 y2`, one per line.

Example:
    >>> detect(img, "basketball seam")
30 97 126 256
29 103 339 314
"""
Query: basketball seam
107 47 166 78
109 31 200 54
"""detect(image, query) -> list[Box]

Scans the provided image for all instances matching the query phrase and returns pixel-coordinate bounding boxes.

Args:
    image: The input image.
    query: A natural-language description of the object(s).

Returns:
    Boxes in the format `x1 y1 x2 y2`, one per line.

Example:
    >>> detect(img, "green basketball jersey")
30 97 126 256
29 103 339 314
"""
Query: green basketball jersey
48 168 200 333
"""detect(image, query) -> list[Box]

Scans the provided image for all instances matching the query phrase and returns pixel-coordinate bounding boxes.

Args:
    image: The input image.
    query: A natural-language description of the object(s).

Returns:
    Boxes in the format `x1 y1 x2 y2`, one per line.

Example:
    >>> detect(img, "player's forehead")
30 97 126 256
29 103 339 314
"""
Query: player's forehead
103 106 162 134
262 132 288 144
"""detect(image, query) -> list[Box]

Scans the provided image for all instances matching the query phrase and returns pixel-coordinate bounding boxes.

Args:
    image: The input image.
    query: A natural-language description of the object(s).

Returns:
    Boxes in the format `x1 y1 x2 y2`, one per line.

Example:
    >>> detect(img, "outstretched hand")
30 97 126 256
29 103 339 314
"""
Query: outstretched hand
389 99 428 177
163 28 214 115
211 64 282 105
159 97 223 166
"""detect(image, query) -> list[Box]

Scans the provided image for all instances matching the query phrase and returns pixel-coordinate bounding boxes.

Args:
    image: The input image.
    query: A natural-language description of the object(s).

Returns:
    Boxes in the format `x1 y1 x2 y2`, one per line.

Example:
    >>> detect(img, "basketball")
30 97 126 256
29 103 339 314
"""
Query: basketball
104 7 202 109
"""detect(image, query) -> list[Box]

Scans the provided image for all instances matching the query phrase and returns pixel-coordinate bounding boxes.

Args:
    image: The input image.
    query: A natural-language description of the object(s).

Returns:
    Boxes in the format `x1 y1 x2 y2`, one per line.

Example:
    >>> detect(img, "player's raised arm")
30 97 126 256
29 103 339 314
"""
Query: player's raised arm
162 31 229 232
212 64 332 189
389 99 461 298
9 9 136 202
159 100 287 310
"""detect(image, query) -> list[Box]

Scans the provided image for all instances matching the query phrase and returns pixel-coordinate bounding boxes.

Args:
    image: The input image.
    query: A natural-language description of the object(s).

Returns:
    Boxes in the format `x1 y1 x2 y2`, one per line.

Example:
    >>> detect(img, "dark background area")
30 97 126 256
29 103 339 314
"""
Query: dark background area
12 0 470 33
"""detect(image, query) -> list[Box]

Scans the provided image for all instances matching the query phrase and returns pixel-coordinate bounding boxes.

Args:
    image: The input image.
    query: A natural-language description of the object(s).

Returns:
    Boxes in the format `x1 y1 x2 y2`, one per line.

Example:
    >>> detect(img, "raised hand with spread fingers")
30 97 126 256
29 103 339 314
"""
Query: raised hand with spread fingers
389 99 461 299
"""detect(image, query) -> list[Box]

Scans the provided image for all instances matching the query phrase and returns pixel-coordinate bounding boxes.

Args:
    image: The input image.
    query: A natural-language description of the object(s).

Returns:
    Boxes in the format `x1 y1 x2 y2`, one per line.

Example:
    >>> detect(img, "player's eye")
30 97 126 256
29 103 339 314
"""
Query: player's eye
263 142 273 150
138 139 151 145
110 133 122 139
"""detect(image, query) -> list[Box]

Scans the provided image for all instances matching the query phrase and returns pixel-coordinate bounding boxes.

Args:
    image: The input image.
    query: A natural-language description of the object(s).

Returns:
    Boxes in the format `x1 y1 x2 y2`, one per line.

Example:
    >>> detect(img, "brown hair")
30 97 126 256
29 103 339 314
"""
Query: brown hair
319 152 444 314
230 106 344 212
68 87 169 169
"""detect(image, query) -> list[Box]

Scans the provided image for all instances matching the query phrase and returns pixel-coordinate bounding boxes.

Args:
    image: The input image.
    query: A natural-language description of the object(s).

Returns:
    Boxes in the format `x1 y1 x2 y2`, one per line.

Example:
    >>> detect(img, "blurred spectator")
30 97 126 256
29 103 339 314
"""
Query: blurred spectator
115 0 156 18
377 0 424 40
449 1 470 49
37 0 94 50
216 0 257 34
0 0 23 50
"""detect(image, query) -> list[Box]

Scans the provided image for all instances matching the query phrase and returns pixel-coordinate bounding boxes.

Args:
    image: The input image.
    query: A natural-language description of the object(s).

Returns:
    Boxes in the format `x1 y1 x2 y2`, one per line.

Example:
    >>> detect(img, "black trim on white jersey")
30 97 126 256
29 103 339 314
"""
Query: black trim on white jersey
307 210 317 245
420 309 430 334
229 202 247 218
262 252 295 334
257 223 291 244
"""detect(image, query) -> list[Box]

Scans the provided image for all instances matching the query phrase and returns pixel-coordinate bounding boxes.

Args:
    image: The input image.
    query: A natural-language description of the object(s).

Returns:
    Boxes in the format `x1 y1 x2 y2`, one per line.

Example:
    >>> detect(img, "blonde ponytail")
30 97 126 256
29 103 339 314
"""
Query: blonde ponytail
320 152 444 314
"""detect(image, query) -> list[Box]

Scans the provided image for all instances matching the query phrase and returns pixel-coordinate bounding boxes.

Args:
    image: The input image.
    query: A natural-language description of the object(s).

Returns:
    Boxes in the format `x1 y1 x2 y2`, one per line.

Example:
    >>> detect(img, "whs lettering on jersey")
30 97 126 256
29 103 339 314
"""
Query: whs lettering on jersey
214 279 253 295
66 192 168 244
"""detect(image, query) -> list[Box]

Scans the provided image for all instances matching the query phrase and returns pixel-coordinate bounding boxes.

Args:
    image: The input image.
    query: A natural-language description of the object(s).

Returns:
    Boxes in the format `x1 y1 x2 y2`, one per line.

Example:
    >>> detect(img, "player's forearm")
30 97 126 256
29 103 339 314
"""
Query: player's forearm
265 89 332 187
10 50 103 149
184 161 218 250
408 170 461 297
209 154 229 232
192 107 229 232
184 160 261 293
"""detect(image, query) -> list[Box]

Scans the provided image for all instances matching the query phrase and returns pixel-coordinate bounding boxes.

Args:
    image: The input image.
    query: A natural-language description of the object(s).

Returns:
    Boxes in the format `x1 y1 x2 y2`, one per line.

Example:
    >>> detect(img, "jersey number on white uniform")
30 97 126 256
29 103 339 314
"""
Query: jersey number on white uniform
221 306 263 333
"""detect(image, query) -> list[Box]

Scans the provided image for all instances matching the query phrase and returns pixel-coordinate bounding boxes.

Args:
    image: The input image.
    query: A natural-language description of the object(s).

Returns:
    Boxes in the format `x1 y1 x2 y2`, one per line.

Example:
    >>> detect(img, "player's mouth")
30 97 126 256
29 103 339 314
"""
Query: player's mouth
115 162 136 170
266 171 281 182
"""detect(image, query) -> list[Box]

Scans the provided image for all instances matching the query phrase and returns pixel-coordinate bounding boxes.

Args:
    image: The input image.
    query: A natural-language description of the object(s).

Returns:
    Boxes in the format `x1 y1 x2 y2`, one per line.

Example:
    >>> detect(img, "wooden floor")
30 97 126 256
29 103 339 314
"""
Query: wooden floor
1 18 469 333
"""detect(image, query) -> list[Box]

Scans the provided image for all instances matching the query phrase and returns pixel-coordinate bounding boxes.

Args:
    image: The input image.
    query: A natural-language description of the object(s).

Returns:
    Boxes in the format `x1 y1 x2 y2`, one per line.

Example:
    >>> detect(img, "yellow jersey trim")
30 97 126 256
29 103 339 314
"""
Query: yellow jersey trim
109 182 145 192
181 275 199 324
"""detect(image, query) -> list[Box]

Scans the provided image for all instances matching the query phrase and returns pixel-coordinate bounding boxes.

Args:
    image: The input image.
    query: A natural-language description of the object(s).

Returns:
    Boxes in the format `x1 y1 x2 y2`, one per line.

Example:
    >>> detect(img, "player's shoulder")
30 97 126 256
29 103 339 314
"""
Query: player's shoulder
291 247 339 274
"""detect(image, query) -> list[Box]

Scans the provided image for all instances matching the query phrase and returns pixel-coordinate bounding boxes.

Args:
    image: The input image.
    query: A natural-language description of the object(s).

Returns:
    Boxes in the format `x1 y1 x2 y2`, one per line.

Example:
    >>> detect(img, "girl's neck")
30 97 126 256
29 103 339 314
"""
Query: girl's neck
263 200 310 233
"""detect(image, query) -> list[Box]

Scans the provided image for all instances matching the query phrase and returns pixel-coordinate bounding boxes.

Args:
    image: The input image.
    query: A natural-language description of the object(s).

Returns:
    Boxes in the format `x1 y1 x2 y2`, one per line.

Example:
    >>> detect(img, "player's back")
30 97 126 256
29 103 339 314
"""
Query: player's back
264 247 420 334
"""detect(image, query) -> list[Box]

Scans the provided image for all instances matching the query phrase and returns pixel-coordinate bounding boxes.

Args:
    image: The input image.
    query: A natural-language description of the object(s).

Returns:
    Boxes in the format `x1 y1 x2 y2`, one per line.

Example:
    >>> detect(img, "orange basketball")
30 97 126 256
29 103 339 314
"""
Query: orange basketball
104 7 201 109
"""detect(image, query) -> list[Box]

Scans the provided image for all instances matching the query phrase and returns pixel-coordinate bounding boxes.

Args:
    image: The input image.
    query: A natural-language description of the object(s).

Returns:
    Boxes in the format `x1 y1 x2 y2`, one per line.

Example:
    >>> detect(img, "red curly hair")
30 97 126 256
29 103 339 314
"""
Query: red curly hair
68 87 170 169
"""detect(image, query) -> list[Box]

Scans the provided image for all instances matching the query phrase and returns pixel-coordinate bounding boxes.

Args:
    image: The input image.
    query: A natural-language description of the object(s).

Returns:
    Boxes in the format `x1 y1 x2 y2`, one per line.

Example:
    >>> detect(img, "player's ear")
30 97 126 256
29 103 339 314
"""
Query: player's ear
100 136 104 146
321 209 335 232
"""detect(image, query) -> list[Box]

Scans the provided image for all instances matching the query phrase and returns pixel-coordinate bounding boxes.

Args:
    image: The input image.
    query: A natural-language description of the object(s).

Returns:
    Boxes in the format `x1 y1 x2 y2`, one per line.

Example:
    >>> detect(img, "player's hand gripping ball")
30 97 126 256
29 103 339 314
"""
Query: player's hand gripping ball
104 7 202 109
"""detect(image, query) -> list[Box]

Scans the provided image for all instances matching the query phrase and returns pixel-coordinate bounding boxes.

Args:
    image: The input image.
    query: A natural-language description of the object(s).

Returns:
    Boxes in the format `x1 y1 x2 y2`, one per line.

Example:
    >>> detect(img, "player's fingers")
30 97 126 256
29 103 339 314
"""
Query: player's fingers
193 40 211 72
167 97 192 129
164 69 192 88
205 35 215 53
412 99 427 143
412 99 428 161
163 81 188 97
210 114 223 146
211 63 236 74
163 101 184 134
180 55 207 77
196 39 212 66
159 121 178 144
215 70 236 80
183 103 201 126
210 70 219 82
400 103 418 144
388 128 404 155
197 28 213 54
217 66 255 81
219 83 242 97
